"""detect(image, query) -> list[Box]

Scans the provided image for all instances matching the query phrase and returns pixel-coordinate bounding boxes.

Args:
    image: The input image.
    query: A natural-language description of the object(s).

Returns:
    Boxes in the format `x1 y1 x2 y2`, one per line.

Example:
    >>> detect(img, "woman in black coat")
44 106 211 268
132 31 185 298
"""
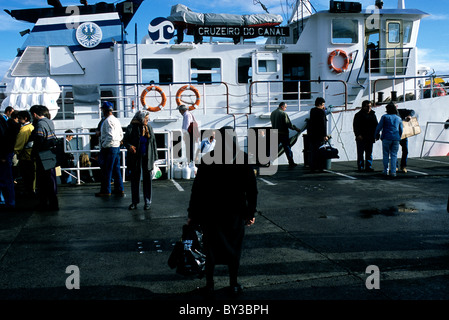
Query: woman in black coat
187 126 258 296
123 111 158 210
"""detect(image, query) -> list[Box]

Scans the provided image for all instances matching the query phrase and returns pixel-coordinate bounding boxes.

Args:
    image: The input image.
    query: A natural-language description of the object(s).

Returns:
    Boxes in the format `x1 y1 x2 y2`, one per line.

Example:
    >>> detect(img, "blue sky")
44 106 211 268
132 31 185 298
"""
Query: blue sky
1 0 448 79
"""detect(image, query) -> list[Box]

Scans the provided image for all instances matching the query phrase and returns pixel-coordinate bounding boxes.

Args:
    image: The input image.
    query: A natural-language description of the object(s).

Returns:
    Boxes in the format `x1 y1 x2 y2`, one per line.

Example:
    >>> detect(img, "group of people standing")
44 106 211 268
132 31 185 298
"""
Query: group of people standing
270 97 414 176
0 105 59 211
355 100 414 177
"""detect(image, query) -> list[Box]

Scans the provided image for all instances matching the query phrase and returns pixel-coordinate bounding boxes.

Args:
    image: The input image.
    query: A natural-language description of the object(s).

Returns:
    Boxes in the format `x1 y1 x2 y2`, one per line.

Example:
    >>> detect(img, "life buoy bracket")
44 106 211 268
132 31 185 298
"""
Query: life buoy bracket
328 49 350 74
176 85 201 111
140 85 167 112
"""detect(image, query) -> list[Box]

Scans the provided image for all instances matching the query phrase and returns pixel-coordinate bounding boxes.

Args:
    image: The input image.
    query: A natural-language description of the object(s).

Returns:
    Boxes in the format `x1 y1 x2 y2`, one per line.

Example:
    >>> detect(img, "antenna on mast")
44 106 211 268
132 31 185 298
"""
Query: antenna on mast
398 0 405 9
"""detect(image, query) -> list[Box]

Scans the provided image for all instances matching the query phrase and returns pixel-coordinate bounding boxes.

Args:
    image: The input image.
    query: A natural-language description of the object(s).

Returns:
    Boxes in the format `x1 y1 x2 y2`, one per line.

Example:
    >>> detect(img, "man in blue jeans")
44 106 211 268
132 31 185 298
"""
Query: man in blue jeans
95 101 124 197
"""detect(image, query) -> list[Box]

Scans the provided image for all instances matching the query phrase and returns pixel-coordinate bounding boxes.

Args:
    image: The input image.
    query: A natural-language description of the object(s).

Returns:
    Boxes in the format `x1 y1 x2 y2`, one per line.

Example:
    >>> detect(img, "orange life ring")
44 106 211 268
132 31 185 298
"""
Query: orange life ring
140 85 167 112
328 49 350 73
176 85 201 111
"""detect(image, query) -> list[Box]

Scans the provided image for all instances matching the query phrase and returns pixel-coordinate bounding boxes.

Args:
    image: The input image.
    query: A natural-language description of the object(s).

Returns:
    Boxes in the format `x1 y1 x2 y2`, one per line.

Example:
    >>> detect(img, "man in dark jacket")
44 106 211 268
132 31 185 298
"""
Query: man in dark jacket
353 100 378 171
30 105 59 211
270 102 301 167
307 97 328 171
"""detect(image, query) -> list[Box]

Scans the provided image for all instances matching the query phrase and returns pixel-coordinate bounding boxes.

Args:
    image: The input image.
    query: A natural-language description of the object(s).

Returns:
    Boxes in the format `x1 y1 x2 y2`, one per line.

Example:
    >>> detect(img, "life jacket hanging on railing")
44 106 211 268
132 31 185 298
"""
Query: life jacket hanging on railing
140 85 167 112
176 85 201 111
328 49 350 74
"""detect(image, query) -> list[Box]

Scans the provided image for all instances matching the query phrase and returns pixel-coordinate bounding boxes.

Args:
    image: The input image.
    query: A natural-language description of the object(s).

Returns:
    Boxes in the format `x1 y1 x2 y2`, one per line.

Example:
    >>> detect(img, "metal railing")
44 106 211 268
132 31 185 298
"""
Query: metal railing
373 74 449 105
58 130 174 185
248 79 348 112
55 81 232 120
420 121 449 158
357 47 413 86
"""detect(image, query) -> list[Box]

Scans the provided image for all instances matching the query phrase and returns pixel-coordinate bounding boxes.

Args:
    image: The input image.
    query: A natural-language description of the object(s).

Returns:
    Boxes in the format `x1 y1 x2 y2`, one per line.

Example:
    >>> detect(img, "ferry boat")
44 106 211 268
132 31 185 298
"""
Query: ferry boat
2 0 449 178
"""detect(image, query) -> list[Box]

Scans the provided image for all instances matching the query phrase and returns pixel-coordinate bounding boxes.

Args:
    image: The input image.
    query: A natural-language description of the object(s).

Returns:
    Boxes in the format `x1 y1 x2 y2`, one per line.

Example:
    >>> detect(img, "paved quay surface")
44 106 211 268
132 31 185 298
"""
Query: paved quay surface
1 156 449 311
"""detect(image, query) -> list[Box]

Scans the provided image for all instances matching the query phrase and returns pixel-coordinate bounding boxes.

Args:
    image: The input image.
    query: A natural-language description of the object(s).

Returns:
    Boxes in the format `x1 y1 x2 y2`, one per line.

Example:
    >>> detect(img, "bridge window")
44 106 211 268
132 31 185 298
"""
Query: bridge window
403 21 413 44
332 19 358 44
190 58 221 84
142 59 173 84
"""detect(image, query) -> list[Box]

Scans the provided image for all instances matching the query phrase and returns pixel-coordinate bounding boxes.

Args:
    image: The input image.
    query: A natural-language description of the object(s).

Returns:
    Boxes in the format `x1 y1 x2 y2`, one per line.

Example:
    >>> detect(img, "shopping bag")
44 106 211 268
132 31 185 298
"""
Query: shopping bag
151 164 162 180
318 142 339 159
168 224 205 277
401 117 421 139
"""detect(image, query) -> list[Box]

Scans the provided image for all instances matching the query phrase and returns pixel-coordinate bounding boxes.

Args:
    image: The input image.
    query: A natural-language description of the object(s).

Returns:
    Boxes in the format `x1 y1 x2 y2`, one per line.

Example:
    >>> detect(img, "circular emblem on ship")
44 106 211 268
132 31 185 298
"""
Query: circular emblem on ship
76 22 103 48
148 17 175 43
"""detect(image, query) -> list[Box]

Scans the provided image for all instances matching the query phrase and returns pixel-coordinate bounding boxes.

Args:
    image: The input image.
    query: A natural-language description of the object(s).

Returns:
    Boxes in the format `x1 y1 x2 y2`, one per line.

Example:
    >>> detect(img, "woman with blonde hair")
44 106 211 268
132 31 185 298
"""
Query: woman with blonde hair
123 111 158 210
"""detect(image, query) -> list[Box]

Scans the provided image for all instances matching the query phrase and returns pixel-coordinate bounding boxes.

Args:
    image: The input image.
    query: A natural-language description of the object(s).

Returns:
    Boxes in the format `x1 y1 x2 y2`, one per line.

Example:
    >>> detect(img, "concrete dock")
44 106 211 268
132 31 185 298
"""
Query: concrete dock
1 157 449 313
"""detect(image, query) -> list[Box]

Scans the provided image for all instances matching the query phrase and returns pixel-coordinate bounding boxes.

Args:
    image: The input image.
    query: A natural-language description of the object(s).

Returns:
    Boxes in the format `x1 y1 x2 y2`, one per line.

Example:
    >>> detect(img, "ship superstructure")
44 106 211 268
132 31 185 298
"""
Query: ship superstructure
2 0 449 177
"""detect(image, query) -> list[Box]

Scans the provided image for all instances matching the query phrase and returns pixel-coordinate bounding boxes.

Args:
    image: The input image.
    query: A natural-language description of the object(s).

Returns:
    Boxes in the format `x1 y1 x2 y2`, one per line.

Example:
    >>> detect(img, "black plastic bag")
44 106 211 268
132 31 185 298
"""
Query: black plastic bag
168 224 206 277
318 142 339 159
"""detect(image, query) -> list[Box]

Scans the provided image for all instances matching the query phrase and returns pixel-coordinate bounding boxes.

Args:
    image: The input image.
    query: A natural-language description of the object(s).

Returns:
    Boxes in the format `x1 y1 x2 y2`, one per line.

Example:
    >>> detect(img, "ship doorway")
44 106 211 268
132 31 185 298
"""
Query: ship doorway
386 20 404 75
282 53 310 100
251 52 283 102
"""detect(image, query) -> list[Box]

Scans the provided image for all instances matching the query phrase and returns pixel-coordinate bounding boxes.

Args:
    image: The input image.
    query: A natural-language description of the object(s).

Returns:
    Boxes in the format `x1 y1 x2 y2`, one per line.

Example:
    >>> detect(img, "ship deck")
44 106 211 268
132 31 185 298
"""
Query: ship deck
1 156 449 307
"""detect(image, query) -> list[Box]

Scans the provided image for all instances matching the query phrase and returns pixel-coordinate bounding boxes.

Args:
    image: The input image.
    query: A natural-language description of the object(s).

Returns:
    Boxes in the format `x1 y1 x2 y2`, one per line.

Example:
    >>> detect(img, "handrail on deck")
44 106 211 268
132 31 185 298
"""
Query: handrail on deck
248 79 348 113
420 121 449 158
372 74 449 105
56 81 231 119
58 130 173 185
357 47 414 89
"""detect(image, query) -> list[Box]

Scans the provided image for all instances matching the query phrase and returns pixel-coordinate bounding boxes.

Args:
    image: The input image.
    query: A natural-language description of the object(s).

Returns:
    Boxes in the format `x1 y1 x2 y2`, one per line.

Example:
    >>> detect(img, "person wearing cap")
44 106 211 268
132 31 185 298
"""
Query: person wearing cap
178 104 195 162
95 101 124 197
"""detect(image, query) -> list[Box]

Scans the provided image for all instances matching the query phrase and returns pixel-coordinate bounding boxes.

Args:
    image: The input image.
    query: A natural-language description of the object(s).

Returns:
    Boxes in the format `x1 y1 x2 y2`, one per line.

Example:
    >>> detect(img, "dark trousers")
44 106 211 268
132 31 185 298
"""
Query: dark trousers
399 138 408 168
279 134 294 165
19 159 36 195
130 154 152 206
36 163 58 209
0 153 15 208
356 140 374 170
309 140 325 170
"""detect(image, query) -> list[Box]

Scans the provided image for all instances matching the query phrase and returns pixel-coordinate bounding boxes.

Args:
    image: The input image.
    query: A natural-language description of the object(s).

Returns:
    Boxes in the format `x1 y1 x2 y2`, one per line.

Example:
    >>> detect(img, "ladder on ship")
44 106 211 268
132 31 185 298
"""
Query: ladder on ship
118 25 139 117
